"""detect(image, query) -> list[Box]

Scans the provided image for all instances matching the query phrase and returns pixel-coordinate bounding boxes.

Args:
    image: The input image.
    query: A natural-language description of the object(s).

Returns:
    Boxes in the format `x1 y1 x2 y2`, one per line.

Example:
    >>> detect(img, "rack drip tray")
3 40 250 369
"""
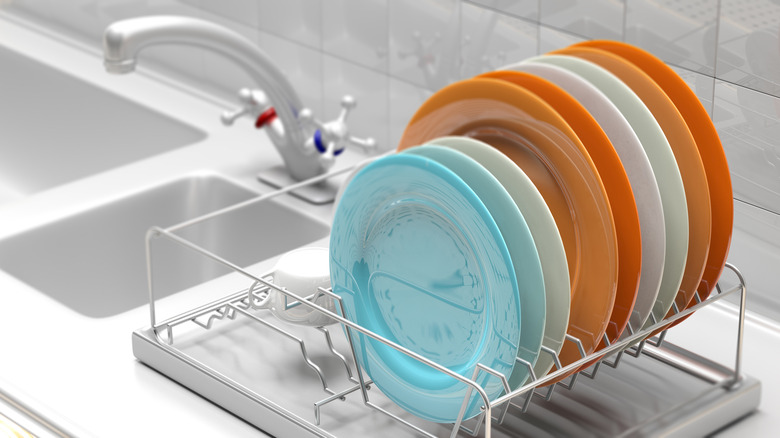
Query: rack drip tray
133 310 760 438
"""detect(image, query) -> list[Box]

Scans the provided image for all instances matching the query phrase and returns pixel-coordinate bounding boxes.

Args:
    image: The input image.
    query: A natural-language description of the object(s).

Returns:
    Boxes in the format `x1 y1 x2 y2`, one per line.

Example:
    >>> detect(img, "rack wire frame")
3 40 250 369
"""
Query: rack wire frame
142 166 750 438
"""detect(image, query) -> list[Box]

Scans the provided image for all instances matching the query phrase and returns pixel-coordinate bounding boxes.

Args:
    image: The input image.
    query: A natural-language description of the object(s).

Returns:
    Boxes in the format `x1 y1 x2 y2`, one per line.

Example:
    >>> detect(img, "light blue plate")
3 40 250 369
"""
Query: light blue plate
329 153 521 423
405 144 546 389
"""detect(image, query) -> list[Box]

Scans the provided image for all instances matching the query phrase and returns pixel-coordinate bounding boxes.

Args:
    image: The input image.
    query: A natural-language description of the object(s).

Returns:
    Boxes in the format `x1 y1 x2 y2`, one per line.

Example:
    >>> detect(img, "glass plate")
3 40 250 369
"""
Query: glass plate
403 143 545 389
330 153 521 423
427 136 569 382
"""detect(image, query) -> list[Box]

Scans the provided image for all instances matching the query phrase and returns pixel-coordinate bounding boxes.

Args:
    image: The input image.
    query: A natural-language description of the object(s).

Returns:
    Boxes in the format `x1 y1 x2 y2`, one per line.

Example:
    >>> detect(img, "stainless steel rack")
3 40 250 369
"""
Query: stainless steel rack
133 167 761 438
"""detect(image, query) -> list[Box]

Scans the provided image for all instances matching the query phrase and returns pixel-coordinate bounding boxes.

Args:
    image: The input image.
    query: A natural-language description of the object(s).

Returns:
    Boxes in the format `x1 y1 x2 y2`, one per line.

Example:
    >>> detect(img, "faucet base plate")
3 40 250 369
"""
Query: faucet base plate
258 165 338 205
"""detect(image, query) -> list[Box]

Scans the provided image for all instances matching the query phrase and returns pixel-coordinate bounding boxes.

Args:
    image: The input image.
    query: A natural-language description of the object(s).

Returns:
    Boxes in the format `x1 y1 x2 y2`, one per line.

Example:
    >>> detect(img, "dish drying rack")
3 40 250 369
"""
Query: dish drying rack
133 166 760 438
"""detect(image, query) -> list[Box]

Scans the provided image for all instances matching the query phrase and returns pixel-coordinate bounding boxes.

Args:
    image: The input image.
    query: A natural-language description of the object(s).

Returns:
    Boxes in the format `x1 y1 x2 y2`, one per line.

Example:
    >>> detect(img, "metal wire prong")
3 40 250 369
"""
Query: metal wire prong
565 334 587 359
603 350 624 368
318 327 357 384
231 304 334 396
556 371 578 390
626 339 647 358
580 361 602 379
626 320 635 335
192 305 236 330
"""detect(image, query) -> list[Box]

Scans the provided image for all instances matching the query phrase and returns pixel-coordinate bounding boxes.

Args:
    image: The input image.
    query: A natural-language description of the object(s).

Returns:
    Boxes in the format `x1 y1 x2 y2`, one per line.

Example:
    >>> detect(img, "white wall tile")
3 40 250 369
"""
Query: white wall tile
256 31 324 118
255 0 323 50
322 56 389 152
11 0 208 97
465 0 539 21
713 80 780 215
716 0 780 97
460 2 538 78
195 6 261 105
538 25 586 54
670 65 716 117
388 78 433 149
625 0 719 76
0 0 52 23
389 0 461 90
540 0 624 41
322 0 388 73
727 200 780 320
198 0 259 29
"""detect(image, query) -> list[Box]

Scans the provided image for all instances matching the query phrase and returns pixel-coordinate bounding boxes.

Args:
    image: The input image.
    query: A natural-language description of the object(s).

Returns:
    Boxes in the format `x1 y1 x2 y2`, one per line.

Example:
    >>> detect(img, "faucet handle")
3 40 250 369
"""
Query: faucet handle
220 88 273 126
300 95 376 169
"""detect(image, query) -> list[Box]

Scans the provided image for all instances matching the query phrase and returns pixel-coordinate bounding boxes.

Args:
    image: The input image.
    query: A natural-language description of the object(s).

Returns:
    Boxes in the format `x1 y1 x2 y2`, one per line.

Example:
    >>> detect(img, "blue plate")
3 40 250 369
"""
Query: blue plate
404 144 545 389
330 153 521 423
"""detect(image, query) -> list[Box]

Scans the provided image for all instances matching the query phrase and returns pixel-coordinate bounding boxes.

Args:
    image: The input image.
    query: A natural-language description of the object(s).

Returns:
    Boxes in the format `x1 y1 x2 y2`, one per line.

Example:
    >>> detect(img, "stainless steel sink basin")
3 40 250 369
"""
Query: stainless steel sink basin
0 174 330 318
0 45 206 202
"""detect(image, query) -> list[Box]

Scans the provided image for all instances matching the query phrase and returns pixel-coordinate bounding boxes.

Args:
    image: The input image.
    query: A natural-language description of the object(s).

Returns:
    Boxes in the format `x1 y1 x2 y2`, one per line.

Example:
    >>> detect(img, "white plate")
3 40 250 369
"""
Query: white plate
429 136 570 381
506 61 664 334
528 54 688 329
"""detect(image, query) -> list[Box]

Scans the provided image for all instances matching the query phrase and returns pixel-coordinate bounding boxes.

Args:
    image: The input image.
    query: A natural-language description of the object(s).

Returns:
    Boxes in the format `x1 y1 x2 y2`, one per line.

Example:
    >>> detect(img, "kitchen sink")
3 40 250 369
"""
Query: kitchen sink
0 174 331 318
0 44 206 202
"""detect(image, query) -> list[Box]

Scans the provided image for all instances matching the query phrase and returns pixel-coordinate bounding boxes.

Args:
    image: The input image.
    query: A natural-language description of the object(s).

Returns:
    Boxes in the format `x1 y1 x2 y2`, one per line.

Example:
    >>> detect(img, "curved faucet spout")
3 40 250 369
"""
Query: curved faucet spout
103 16 325 181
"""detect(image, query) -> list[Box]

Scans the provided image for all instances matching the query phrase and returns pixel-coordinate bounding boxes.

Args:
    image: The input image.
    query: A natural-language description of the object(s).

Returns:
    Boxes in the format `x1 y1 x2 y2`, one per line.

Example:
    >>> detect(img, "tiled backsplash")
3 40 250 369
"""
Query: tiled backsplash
4 1 779 299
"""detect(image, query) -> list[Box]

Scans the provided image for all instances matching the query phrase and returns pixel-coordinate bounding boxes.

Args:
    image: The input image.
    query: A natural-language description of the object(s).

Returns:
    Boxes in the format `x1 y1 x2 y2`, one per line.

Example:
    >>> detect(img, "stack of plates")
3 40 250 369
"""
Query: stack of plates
329 41 733 423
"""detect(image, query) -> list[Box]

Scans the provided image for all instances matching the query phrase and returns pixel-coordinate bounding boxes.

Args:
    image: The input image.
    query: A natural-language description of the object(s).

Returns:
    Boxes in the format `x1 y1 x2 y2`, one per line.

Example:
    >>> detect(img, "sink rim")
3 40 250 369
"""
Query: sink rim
0 172 332 319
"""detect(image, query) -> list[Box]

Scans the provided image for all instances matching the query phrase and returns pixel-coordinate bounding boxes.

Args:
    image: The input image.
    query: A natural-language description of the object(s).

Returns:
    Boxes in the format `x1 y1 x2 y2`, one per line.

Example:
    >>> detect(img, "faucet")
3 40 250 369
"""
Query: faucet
103 16 373 181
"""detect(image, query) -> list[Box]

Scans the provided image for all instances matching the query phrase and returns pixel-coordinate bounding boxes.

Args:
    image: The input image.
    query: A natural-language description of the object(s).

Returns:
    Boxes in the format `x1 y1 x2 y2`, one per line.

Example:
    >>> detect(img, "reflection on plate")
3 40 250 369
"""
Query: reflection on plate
481 69 641 347
412 137 552 389
330 153 521 423
531 54 688 329
555 46 712 320
398 77 617 378
508 60 665 337
576 40 733 325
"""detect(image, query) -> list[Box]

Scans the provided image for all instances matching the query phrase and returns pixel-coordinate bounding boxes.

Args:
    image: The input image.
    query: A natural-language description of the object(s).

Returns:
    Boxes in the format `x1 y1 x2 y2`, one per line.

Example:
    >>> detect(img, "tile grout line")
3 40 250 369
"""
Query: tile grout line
537 0 543 55
461 0 541 25
710 0 724 119
734 198 780 218
622 0 628 42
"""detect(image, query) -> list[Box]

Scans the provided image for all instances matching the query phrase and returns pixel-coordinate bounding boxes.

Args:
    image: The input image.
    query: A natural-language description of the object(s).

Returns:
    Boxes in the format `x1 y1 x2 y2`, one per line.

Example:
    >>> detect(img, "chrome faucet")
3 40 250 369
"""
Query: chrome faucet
103 16 373 181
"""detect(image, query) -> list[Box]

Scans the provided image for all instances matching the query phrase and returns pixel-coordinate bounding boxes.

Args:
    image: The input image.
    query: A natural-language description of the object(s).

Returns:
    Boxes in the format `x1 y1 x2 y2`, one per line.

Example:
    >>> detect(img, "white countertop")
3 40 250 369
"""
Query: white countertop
0 10 777 438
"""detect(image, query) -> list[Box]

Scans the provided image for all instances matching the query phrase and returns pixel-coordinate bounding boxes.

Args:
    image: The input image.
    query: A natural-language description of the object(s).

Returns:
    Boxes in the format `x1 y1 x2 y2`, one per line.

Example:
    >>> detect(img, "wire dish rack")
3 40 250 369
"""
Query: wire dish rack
133 166 761 438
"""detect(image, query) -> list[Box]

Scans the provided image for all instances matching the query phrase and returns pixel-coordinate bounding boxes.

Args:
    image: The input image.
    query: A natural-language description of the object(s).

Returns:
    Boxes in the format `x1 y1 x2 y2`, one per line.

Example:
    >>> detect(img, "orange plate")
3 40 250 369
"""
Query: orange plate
479 70 641 348
397 77 618 380
554 46 712 322
575 40 733 325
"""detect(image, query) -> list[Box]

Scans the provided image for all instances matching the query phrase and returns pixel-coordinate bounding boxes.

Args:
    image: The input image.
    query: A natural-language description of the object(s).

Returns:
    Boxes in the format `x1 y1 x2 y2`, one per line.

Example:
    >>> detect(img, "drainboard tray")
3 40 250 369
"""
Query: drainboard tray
132 315 760 438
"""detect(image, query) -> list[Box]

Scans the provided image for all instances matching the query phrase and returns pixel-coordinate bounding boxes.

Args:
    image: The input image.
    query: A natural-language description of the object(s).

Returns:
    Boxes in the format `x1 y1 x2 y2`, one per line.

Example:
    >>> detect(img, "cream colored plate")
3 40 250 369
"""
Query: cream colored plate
429 135 569 381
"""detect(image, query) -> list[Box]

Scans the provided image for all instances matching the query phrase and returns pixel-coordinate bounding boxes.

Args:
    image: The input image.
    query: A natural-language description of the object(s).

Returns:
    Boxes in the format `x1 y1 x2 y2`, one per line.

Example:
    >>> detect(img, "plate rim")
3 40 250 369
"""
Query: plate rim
529 53 689 329
507 59 665 338
329 152 522 423
555 46 712 321
575 39 733 323
397 76 618 375
414 139 555 386
480 69 642 348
